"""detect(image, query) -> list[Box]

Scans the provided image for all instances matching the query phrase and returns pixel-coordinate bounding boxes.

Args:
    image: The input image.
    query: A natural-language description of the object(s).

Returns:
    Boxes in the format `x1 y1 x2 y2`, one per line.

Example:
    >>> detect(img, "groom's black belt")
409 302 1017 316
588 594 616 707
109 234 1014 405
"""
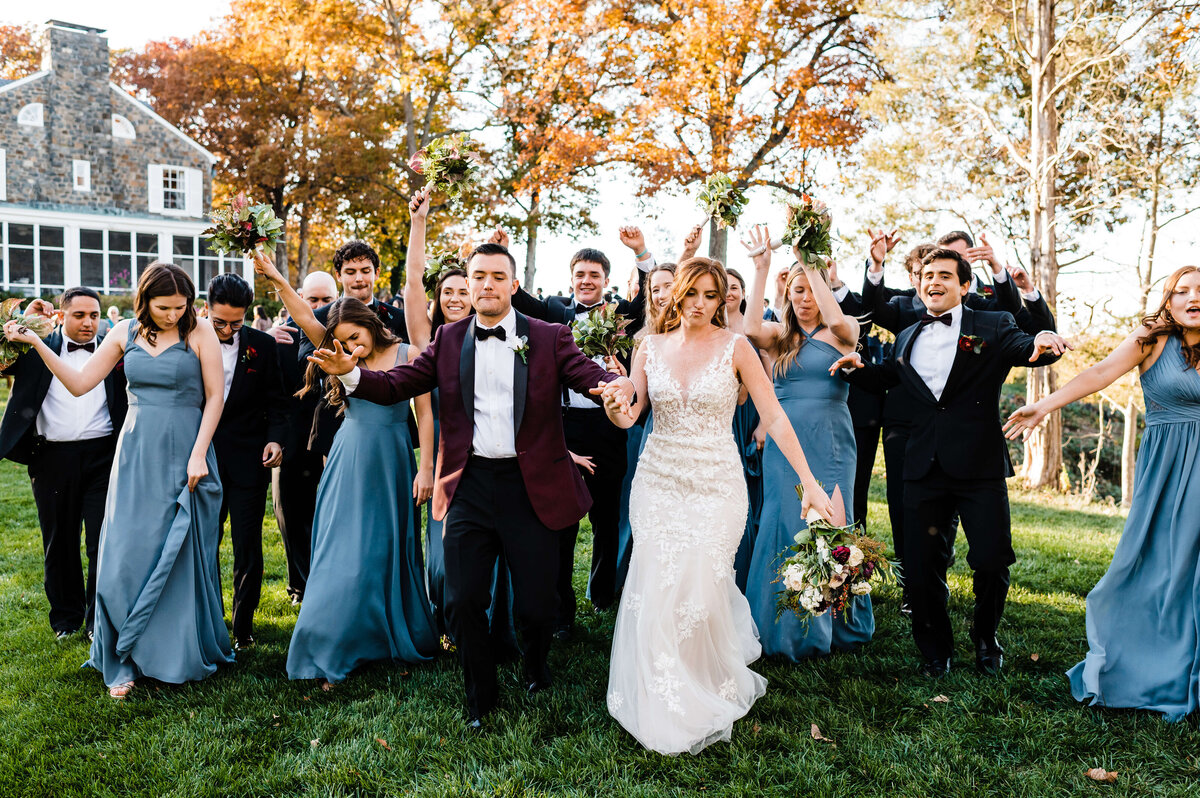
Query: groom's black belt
467 453 518 467
562 406 605 417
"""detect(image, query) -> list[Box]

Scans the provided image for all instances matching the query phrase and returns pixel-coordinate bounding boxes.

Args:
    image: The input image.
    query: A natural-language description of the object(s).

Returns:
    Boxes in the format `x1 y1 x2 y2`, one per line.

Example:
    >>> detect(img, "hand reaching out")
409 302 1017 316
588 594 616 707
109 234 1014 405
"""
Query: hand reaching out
827 351 865 376
1003 403 1050 440
268 325 298 345
307 339 365 376
1030 331 1071 361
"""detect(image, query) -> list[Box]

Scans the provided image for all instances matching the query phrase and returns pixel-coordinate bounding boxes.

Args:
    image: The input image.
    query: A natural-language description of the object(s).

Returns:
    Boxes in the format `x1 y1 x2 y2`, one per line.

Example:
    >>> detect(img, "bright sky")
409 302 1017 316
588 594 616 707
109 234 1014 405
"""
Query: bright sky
11 4 1197 327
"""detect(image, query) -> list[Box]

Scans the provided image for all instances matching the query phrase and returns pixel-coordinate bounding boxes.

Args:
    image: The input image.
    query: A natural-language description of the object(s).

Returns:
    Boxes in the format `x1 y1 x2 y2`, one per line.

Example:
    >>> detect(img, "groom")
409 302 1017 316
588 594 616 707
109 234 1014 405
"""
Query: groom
310 242 635 729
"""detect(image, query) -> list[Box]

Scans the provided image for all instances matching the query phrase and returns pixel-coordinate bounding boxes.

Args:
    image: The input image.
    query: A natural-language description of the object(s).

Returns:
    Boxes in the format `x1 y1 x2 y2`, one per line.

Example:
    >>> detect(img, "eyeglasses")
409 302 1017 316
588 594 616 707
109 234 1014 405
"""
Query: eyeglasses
211 319 244 331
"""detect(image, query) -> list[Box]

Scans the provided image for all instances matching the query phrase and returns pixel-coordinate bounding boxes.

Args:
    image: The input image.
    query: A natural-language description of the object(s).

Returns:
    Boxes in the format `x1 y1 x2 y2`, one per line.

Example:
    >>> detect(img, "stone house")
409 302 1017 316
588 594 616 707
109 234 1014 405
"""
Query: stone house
0 20 248 297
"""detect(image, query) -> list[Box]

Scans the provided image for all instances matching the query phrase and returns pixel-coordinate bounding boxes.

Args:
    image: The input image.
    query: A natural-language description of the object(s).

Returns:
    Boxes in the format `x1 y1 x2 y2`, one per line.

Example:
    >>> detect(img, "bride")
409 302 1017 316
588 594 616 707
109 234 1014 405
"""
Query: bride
594 256 835 755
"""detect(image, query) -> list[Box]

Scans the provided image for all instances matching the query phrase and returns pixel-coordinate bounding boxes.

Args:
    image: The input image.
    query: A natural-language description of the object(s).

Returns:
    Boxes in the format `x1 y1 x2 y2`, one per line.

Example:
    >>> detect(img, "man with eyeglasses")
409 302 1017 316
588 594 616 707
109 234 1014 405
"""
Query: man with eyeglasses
208 273 288 649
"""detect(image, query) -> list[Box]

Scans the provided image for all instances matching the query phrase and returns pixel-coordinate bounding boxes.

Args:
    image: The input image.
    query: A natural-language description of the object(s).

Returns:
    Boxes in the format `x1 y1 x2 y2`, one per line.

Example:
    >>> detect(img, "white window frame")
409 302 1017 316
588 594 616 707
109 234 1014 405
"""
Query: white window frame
151 164 202 217
0 221 66 295
0 149 6 202
17 103 44 127
111 114 136 140
73 160 91 192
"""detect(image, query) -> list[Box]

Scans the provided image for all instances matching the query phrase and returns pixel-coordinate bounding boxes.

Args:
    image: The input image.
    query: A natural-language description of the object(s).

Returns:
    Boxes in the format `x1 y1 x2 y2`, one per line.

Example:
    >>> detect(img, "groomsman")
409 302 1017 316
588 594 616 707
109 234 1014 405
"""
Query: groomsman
207 274 288 648
840 249 1069 677
0 289 126 640
270 271 338 604
511 229 653 637
309 242 635 729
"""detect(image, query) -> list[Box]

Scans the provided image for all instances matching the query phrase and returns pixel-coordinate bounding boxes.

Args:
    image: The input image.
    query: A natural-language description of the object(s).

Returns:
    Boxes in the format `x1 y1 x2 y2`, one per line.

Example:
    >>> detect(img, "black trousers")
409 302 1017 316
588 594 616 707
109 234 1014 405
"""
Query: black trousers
272 449 323 600
852 422 882 529
27 435 115 634
217 460 269 640
557 407 627 623
903 463 1015 662
444 456 560 719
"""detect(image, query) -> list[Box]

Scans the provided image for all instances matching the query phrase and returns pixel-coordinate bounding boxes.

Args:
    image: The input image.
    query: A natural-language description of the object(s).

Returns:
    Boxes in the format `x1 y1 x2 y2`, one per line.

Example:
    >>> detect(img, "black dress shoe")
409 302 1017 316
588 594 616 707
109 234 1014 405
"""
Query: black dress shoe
234 635 256 651
973 635 1005 675
466 717 485 733
527 679 552 697
54 629 73 642
918 658 951 678
551 624 572 642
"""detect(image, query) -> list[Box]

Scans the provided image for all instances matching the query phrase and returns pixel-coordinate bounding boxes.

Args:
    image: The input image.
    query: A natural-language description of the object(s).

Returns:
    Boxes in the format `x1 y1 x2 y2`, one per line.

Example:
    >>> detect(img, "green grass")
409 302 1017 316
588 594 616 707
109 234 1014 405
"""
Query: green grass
0 413 1196 796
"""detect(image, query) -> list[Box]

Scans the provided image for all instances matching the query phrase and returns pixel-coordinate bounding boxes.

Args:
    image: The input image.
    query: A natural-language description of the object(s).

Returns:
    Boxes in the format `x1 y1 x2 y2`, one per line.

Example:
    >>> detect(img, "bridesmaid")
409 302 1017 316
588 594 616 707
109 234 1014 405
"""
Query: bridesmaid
1005 265 1200 719
256 254 439 686
402 188 518 658
725 268 765 592
6 263 232 698
742 225 875 660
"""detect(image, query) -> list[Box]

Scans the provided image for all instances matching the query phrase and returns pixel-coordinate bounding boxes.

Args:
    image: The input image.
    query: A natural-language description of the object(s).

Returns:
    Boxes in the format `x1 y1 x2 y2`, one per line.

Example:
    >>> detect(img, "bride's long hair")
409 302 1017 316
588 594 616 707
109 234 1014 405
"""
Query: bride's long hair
659 257 729 333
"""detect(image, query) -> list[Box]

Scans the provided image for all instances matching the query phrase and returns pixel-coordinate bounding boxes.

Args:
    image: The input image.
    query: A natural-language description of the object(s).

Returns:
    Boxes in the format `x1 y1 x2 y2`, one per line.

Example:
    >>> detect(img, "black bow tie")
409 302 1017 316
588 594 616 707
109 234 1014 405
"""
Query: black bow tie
918 314 953 328
221 337 238 347
475 325 507 342
67 341 95 353
574 303 602 315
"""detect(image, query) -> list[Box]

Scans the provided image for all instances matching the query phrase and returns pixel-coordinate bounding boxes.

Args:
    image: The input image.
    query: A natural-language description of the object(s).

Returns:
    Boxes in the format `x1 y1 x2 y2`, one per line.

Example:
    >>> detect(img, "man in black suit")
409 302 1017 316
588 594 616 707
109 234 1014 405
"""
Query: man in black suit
0 288 127 640
510 227 653 636
840 249 1069 677
207 273 288 648
270 270 338 604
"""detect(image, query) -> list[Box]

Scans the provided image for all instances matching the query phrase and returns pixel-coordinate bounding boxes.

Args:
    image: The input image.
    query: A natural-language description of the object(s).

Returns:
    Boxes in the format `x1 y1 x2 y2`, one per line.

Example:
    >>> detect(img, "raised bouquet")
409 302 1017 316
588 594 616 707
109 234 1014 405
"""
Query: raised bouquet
776 487 895 621
697 172 748 230
573 303 634 361
0 299 55 370
408 133 483 202
778 194 832 268
421 250 467 296
203 192 285 257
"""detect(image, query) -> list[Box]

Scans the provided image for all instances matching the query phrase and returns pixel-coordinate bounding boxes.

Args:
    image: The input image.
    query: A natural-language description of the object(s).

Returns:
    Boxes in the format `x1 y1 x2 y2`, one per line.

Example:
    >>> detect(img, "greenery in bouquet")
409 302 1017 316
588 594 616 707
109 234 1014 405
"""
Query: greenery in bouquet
697 172 748 230
779 194 832 268
408 133 483 202
421 250 468 296
775 488 896 623
203 192 285 257
0 299 55 370
573 303 634 361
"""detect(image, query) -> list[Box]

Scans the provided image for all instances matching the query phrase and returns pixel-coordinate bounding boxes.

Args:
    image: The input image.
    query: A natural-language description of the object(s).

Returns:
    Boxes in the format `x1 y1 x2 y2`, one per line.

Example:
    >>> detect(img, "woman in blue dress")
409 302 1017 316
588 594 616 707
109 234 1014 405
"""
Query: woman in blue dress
257 255 439 686
1005 265 1200 719
741 228 874 660
6 263 233 699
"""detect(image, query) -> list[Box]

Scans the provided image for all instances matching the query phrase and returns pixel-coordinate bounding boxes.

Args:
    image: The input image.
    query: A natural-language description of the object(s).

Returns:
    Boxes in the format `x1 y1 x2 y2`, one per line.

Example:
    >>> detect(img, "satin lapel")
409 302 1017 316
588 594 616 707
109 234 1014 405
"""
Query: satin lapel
228 328 248 401
940 305 975 401
895 324 939 405
460 319 476 422
513 313 529 434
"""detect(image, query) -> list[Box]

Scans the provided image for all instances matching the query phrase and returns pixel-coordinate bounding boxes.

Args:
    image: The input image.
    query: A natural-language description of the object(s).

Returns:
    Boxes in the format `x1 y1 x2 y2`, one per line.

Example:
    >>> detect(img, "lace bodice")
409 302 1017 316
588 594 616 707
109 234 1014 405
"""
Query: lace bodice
643 335 740 439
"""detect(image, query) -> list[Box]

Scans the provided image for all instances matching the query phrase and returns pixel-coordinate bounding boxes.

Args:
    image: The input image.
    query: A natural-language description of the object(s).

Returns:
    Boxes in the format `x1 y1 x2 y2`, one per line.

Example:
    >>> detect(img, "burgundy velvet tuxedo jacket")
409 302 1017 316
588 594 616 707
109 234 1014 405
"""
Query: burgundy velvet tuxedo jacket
352 311 617 530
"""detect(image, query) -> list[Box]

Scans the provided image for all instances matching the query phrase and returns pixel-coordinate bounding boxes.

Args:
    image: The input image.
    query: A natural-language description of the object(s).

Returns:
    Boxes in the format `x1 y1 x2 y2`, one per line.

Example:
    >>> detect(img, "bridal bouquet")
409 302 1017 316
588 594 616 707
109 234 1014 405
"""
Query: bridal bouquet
408 133 483 202
776 490 895 621
0 299 55 370
779 194 832 268
697 172 748 230
573 303 634 361
421 249 467 296
203 192 285 257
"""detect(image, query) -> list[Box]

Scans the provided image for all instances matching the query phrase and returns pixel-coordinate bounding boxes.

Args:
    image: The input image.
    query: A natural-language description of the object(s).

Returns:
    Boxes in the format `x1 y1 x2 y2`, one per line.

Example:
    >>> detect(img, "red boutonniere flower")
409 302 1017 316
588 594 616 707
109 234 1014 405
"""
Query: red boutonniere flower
241 346 258 364
978 284 996 299
958 334 987 354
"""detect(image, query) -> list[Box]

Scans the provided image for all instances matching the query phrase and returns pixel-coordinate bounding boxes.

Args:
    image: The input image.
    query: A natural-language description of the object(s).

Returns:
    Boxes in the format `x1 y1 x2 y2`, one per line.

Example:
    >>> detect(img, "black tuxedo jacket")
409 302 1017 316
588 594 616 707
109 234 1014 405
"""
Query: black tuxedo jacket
212 327 288 484
273 335 316 463
0 331 128 465
834 287 886 428
862 272 1055 336
845 306 1061 481
512 267 651 342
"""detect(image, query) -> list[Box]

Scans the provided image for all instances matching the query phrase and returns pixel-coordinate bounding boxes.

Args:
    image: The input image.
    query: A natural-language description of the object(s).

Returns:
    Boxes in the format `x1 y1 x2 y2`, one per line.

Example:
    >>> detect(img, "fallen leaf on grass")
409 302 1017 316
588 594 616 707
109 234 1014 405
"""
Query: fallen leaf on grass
1085 768 1117 783
376 738 391 751
1031 653 1040 662
810 724 835 745
310 739 319 748
752 723 761 737
931 695 950 703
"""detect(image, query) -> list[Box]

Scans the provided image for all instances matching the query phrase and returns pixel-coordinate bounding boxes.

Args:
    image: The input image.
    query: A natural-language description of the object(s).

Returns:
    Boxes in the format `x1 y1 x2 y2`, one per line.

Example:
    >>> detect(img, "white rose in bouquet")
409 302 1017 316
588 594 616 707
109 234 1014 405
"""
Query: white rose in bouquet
783 564 807 592
851 581 872 595
848 545 864 567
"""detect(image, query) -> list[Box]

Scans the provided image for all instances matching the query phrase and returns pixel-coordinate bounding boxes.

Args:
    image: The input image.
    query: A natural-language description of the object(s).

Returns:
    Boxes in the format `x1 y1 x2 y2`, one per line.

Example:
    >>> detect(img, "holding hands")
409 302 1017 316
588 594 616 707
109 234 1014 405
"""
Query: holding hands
591 377 637 422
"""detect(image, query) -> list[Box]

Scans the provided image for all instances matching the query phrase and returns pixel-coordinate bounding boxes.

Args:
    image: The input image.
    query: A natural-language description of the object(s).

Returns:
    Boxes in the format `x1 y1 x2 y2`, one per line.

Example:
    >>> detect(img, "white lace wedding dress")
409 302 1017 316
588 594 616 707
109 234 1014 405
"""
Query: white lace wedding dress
607 334 767 755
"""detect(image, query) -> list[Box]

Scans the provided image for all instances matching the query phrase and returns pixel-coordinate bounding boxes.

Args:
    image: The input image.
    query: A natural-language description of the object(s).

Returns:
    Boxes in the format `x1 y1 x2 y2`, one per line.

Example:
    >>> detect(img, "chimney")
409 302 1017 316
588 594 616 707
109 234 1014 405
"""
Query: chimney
42 20 110 85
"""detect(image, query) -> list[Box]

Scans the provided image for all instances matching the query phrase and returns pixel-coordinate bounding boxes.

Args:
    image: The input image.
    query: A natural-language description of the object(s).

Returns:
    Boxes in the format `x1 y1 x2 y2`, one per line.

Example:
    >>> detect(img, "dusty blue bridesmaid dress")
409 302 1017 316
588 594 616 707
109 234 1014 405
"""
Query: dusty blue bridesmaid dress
286 344 439 681
746 327 874 660
1068 335 1200 719
731 396 763 592
86 322 233 687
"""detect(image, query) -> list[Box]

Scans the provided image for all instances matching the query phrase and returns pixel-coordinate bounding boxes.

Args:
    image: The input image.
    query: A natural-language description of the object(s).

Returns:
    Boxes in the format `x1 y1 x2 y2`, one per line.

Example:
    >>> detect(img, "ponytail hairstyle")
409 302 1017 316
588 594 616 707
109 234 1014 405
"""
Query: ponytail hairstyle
134 262 197 347
299 298 397 414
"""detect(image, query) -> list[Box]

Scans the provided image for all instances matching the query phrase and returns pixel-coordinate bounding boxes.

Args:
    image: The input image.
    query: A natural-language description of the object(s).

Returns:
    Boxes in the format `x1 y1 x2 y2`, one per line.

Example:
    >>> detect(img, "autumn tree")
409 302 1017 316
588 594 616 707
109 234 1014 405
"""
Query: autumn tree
0 23 40 80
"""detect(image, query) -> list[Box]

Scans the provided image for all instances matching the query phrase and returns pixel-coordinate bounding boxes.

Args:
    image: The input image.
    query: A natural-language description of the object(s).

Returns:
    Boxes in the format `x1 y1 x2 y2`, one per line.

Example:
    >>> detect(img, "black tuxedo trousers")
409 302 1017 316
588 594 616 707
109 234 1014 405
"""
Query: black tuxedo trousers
27 435 115 634
216 456 269 640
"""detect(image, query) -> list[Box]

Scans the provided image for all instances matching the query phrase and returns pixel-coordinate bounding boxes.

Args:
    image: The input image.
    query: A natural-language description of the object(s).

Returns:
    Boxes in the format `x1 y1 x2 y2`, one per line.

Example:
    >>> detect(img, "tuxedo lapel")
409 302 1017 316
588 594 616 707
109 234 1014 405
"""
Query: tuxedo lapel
895 324 938 405
36 331 63 398
460 318 477 422
513 313 529 434
227 328 249 402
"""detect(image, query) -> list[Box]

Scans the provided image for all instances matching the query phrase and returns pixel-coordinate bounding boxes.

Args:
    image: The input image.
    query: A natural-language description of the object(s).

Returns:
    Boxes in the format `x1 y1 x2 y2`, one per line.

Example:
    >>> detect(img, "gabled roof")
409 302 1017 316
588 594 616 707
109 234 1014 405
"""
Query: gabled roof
0 71 51 96
109 83 218 164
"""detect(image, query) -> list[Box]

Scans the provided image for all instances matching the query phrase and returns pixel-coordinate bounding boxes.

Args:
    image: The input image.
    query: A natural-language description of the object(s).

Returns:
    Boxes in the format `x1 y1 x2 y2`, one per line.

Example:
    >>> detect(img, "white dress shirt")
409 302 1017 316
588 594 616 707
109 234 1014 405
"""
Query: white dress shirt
337 310 519 458
220 336 239 401
909 303 963 401
36 336 113 442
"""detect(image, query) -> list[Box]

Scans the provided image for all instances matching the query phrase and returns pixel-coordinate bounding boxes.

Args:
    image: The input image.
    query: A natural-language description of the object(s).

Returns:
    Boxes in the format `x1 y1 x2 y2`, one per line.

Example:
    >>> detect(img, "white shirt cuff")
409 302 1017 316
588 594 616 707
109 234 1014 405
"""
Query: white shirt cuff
1022 288 1042 302
866 269 883 286
336 366 362 393
636 253 656 272
993 269 1009 283
832 284 850 302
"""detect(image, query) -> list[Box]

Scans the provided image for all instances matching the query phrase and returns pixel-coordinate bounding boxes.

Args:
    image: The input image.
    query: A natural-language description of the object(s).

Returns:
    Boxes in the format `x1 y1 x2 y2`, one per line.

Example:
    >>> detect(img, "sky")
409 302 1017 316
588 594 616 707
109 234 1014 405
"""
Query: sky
12 4 1197 329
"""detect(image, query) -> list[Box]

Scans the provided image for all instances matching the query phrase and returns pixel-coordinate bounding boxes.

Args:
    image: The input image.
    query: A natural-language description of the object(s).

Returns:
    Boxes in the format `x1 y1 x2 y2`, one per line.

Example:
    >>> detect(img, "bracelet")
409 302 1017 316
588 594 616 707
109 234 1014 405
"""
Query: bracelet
635 249 649 260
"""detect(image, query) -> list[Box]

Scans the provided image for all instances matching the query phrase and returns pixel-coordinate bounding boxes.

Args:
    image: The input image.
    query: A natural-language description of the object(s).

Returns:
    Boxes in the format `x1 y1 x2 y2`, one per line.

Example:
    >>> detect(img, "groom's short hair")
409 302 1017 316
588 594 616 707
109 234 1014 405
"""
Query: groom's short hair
936 230 975 249
921 248 972 285
468 243 516 274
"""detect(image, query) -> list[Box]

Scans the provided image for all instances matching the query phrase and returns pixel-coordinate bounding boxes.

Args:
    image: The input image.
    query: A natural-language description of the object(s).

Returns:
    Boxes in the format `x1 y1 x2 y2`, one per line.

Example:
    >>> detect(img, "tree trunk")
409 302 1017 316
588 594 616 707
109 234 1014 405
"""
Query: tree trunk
1021 0 1063 489
296 206 311 285
708 219 728 264
1120 391 1138 509
524 190 540 288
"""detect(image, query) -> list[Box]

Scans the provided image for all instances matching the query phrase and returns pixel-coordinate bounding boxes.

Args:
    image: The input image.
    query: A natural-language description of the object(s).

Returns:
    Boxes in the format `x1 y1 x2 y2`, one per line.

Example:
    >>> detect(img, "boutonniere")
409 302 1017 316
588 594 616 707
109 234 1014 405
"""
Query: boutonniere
958 334 987 354
978 284 996 299
241 346 258 364
506 335 530 363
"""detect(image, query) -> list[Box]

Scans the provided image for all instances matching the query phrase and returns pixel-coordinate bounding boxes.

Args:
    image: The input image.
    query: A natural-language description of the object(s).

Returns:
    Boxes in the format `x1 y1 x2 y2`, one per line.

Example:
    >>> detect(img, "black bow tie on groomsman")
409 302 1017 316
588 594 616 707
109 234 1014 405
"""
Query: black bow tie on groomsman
67 341 96 353
574 302 602 315
919 314 953 328
221 336 239 347
475 325 507 342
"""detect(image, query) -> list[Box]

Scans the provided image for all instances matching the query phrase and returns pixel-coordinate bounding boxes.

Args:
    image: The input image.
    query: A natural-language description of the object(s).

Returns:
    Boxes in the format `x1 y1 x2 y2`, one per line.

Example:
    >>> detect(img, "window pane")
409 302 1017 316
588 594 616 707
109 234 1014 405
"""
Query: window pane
10 248 33 284
81 252 105 286
137 233 158 255
137 254 156 273
200 237 222 258
41 249 65 285
80 229 104 250
40 226 64 248
109 231 131 252
10 224 34 247
198 258 218 290
173 236 196 257
108 254 133 290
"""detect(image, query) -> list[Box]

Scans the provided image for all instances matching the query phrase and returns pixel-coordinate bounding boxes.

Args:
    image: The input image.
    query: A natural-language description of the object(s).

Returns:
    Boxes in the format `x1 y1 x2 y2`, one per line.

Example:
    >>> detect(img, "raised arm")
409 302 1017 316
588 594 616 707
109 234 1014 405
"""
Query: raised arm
2 316 126 396
187 319 226 491
253 251 328 347
404 187 434 350
742 224 785 351
800 254 858 351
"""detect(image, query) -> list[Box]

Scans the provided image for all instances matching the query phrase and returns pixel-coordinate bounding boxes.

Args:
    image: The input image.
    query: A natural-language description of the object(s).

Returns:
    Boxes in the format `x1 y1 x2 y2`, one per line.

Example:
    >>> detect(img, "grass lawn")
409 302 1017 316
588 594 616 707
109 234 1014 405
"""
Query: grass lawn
0 405 1196 795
